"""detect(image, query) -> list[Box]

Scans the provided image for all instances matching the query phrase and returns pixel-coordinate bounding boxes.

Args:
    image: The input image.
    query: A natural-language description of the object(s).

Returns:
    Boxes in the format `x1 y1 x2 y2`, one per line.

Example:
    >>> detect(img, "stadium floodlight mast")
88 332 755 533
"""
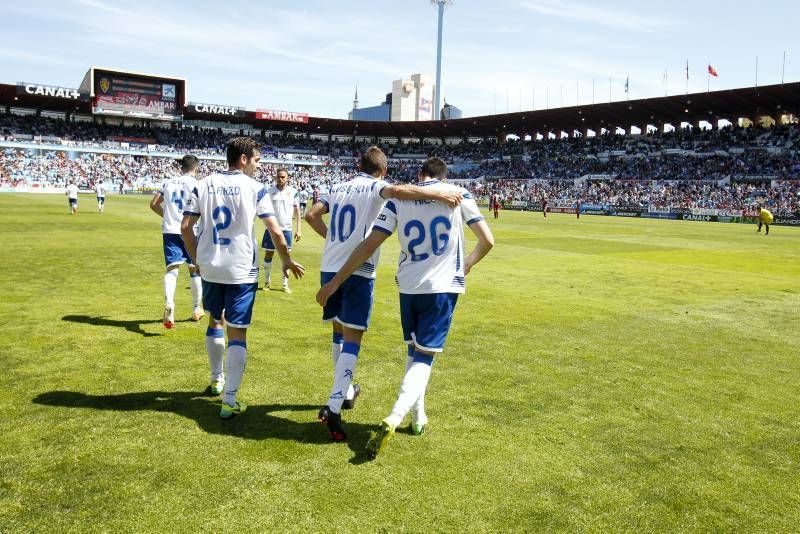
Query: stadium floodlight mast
432 0 453 121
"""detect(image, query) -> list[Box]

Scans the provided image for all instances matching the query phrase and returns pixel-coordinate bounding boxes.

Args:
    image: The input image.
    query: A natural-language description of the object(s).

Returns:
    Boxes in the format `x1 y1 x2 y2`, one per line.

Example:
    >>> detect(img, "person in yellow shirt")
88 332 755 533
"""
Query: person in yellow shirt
757 206 773 235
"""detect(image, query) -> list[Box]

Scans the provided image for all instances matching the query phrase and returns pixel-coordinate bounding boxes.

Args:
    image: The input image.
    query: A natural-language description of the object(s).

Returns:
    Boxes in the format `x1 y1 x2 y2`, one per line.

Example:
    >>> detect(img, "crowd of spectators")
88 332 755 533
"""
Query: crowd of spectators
1 113 798 214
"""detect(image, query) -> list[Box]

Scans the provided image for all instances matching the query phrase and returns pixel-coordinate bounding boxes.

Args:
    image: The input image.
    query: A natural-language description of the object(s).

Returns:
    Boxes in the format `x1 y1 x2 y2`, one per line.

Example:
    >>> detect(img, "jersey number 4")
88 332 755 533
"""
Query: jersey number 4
212 206 232 245
171 191 185 211
404 216 452 261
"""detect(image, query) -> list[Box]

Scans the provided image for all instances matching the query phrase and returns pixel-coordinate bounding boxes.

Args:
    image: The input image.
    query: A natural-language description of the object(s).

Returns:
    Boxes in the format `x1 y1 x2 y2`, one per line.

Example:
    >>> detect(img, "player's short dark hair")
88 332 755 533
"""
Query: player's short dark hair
226 137 261 166
276 167 289 176
421 157 447 180
179 154 199 172
360 146 388 177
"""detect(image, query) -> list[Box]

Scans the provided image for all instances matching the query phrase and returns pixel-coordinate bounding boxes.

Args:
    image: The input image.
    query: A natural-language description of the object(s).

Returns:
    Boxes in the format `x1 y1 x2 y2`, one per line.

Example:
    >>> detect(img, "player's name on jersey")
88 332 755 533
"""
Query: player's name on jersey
208 185 242 196
330 183 375 194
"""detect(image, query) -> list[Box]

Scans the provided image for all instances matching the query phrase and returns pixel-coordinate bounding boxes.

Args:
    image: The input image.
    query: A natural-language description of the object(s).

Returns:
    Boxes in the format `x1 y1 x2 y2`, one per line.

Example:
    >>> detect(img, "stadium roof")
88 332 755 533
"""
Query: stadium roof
2 81 798 139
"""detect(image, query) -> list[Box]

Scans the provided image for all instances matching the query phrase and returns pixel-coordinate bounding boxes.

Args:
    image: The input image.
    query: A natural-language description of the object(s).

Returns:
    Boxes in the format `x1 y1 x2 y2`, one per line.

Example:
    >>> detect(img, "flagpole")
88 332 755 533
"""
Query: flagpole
576 80 579 106
782 51 786 84
707 61 710 93
592 78 595 105
546 86 549 110
532 87 535 111
685 59 689 95
609 76 612 103
755 55 759 87
664 69 668 96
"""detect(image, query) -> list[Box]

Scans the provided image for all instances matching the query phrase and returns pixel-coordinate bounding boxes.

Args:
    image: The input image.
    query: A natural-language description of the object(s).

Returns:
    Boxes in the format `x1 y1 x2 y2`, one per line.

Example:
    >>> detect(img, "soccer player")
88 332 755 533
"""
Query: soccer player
490 191 500 219
304 147 462 442
576 198 581 219
65 180 79 214
181 137 304 419
95 179 106 213
298 188 309 217
542 194 549 219
261 168 301 292
316 157 494 458
756 206 773 235
149 155 204 329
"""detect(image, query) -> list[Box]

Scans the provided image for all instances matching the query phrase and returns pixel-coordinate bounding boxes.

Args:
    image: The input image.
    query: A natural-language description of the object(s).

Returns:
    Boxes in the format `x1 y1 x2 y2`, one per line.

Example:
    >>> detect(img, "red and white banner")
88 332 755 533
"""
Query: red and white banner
256 109 309 123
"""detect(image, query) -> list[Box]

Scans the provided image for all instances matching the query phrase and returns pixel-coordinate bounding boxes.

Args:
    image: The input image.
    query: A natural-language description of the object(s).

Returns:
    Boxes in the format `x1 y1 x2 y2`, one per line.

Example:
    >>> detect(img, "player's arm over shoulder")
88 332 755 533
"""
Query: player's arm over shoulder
381 183 462 206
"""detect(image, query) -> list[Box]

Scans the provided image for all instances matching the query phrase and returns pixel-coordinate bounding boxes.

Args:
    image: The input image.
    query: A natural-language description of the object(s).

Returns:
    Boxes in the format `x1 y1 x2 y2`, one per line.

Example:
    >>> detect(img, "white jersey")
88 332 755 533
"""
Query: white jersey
184 170 275 285
66 184 79 199
320 173 388 278
159 174 198 234
298 190 309 204
372 180 484 294
269 185 298 231
95 183 106 197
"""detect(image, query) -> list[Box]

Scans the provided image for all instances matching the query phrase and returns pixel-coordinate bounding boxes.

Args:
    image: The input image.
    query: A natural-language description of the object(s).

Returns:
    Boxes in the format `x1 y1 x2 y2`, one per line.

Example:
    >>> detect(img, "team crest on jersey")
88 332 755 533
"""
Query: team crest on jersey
99 78 110 94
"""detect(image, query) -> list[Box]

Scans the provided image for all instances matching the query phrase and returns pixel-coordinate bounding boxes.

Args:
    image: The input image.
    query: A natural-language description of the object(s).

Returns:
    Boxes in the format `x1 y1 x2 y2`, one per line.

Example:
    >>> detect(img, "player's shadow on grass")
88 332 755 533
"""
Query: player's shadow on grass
61 314 191 337
32 390 375 459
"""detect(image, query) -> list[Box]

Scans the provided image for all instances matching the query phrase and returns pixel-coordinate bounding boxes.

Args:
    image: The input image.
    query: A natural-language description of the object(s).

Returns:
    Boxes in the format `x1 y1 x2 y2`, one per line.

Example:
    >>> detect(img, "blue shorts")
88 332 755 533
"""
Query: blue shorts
202 281 258 329
97 196 105 204
69 198 77 205
321 272 374 331
400 293 459 352
262 229 293 251
163 233 193 267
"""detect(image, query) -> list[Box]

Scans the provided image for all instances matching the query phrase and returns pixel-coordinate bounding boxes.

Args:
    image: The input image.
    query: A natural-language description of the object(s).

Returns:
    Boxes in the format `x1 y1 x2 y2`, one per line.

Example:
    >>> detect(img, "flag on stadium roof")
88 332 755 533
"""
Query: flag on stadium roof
708 64 718 77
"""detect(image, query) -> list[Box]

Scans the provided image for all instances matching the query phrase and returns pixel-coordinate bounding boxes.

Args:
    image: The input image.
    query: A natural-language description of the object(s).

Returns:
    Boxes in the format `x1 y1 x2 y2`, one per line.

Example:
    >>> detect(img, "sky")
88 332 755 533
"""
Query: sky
1 0 797 119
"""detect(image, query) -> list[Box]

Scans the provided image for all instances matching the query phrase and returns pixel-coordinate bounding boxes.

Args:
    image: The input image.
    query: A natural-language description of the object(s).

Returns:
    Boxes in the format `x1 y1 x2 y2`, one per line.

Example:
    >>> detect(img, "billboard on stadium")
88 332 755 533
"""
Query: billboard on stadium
255 109 309 123
80 67 185 121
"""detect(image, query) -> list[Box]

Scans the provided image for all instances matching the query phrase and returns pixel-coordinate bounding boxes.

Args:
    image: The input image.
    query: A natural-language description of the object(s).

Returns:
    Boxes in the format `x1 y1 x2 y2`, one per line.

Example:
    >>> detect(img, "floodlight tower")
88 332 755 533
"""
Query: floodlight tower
432 0 453 121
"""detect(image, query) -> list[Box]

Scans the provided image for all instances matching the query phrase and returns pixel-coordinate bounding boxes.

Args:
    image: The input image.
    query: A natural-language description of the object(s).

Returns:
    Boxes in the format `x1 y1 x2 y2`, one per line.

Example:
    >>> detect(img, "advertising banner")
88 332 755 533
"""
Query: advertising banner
189 102 245 118
17 82 84 100
773 212 800 226
255 109 309 123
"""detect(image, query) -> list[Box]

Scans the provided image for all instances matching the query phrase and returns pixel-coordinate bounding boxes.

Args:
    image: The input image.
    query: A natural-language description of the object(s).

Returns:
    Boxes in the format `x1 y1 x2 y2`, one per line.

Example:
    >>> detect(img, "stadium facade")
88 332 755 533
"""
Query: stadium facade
1 67 798 141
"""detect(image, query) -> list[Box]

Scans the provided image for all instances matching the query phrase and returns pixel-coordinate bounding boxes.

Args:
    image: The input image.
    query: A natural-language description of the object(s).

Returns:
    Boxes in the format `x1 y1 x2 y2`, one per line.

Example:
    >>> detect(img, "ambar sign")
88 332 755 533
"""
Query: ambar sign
17 82 81 100
256 109 309 123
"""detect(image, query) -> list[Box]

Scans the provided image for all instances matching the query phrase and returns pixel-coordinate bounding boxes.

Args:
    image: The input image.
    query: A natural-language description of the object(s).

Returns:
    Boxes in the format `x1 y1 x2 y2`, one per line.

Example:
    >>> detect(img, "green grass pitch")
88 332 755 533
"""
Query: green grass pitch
0 193 798 531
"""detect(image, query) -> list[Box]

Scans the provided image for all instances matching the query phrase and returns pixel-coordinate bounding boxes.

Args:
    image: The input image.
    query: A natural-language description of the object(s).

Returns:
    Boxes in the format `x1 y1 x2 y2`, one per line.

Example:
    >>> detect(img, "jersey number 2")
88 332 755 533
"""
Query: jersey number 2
212 206 232 245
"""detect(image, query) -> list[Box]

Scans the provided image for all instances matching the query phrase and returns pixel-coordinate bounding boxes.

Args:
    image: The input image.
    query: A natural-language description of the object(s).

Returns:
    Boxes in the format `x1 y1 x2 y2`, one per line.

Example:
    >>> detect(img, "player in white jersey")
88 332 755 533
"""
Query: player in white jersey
95 180 106 213
181 138 305 419
297 188 310 216
316 157 494 458
261 168 301 293
149 155 204 328
65 181 79 214
304 147 463 442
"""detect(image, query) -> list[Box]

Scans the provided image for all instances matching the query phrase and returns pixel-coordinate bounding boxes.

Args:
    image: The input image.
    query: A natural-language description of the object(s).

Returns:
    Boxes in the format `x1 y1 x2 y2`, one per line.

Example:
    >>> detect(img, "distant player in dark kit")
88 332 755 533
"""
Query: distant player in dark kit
491 192 500 219
542 195 549 219
576 199 581 219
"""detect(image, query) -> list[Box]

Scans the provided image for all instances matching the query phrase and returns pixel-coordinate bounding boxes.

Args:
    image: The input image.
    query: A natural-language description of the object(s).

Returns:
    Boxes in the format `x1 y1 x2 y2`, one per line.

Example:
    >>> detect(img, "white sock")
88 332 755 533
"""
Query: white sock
263 260 272 284
164 269 178 308
386 352 433 428
222 341 247 407
332 334 355 400
405 351 427 425
327 342 359 413
282 273 289 288
190 274 202 308
205 327 225 382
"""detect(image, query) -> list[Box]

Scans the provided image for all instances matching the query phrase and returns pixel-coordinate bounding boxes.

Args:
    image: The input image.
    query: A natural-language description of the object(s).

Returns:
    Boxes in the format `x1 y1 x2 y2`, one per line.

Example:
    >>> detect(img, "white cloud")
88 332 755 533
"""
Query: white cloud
515 0 663 32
